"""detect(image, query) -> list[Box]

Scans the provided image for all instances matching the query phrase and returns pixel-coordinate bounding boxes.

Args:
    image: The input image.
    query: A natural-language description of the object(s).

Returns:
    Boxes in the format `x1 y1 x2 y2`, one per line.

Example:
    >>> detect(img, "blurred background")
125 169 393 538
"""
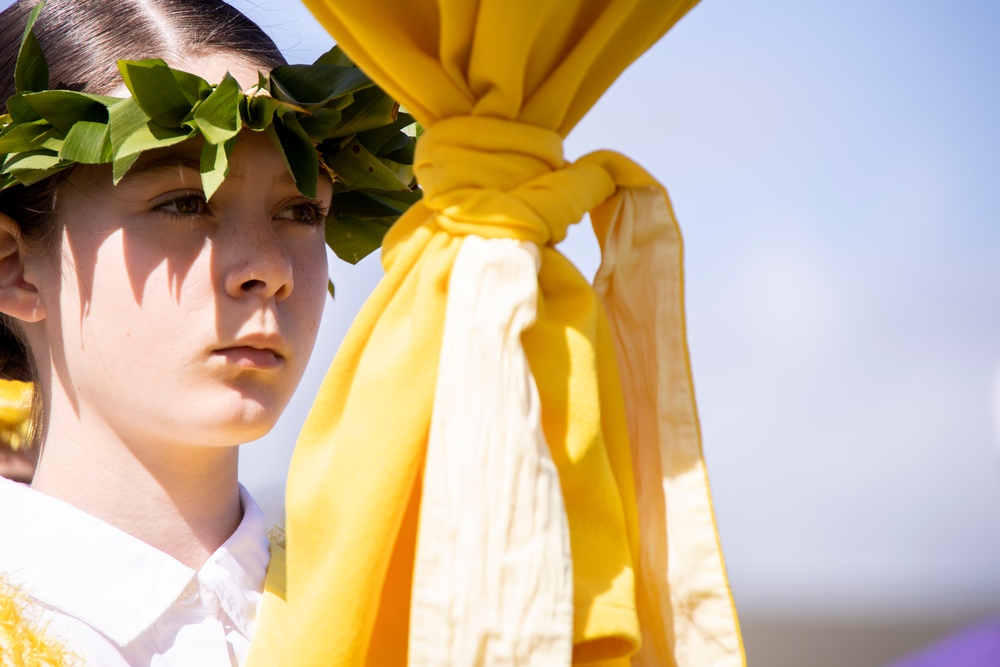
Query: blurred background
22 0 988 664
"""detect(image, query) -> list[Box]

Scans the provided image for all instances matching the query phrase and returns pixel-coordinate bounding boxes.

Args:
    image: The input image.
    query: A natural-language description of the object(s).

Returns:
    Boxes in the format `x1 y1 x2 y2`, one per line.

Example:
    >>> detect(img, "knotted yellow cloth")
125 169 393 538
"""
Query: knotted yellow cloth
248 1 744 665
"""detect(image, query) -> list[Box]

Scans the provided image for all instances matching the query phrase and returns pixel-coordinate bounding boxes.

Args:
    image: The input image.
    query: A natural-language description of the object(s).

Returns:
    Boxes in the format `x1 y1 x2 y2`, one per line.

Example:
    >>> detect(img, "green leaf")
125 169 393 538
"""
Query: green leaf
376 156 415 186
113 153 141 184
200 136 236 200
364 132 417 177
14 0 48 94
107 97 154 184
5 94 40 123
324 138 408 190
355 112 415 155
170 67 214 107
326 87 398 138
403 120 424 138
35 126 64 152
11 166 67 186
59 121 111 164
326 92 357 113
115 121 192 159
108 97 150 154
118 59 209 127
268 64 372 112
326 214 393 264
297 108 343 141
314 45 354 68
3 149 60 172
330 188 422 219
245 94 285 131
3 150 67 184
193 73 241 145
270 115 318 198
0 119 54 153
20 90 113 133
368 187 423 207
371 130 412 158
0 119 65 154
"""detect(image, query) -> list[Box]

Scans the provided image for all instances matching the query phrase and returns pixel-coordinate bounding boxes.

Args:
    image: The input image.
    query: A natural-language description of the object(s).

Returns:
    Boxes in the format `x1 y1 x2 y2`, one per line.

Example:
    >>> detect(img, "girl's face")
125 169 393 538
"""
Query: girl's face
22 126 332 448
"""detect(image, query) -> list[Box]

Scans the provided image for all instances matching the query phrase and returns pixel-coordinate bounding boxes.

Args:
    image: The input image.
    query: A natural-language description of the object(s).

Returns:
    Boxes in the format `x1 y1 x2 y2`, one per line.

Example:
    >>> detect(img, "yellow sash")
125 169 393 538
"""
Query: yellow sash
248 2 744 665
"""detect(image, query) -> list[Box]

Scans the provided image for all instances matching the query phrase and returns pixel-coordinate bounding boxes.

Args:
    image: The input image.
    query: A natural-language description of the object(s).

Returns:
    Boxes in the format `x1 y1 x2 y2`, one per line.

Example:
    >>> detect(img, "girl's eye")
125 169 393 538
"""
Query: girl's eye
276 202 328 226
155 194 209 217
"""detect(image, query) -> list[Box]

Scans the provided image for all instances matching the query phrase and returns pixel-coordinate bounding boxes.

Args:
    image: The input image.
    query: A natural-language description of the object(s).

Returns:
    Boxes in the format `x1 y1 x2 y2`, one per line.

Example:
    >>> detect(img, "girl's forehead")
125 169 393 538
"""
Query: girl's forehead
126 132 309 192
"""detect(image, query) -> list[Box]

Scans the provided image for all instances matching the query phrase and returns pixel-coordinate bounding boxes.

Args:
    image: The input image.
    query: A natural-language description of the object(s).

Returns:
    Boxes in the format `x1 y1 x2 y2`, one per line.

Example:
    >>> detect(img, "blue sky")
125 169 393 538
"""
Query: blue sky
636 1 1000 618
3 0 995 621
239 0 1000 620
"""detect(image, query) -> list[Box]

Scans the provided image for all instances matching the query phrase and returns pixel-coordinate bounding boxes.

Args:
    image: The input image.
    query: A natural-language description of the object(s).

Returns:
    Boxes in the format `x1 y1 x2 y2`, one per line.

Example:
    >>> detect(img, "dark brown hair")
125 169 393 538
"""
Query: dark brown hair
0 0 287 444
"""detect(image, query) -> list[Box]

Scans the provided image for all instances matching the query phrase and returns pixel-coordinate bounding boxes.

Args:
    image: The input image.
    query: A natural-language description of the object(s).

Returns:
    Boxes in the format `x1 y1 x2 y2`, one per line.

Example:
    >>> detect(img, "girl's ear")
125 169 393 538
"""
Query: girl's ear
0 214 45 323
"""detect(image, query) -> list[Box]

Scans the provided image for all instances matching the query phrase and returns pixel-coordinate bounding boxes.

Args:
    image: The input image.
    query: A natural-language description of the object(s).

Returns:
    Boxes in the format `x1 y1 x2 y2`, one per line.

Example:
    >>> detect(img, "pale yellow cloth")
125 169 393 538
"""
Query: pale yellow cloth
410 236 575 666
247 1 743 665
592 180 744 666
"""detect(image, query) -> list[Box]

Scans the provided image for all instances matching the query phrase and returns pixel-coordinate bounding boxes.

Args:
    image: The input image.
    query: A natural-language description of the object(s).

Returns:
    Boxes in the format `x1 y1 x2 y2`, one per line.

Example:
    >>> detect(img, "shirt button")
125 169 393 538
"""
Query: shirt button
177 581 199 607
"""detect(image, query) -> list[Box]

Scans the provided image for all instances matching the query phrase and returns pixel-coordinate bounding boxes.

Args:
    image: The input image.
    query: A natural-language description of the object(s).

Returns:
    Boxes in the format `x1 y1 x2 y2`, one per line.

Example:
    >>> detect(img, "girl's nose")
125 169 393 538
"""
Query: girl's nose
222 218 294 302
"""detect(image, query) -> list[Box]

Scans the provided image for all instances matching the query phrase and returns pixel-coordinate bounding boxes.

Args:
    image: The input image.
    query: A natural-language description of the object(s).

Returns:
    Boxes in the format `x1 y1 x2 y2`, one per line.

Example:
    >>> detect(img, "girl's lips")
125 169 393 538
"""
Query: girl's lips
212 346 283 369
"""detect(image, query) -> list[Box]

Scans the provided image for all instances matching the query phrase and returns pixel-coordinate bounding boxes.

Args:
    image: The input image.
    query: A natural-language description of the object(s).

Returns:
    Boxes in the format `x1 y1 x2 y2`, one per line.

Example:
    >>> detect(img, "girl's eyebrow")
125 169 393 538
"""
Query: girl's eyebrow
121 156 203 184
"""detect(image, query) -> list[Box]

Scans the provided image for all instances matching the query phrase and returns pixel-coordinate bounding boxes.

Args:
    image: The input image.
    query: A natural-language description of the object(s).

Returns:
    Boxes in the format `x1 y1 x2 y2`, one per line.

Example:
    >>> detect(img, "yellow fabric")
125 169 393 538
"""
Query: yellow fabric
244 542 287 667
247 1 743 665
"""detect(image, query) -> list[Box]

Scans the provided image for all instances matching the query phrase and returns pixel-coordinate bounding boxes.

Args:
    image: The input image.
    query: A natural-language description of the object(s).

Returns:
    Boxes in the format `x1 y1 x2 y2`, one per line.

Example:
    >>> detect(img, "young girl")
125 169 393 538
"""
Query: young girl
0 1 355 664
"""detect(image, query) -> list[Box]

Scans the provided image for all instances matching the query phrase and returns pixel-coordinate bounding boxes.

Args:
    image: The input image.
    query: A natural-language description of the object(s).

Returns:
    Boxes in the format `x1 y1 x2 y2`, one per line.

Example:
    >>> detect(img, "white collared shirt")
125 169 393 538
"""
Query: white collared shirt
0 477 270 666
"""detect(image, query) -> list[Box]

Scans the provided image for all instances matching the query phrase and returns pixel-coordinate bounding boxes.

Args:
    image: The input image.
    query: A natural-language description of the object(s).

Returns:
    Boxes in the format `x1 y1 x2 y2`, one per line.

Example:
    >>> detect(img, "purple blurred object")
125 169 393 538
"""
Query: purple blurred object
886 617 1000 667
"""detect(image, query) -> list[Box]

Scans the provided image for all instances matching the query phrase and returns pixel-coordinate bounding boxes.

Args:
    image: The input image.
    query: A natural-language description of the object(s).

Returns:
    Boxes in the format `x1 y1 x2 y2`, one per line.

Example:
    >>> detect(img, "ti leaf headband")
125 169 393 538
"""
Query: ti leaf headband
0 0 420 264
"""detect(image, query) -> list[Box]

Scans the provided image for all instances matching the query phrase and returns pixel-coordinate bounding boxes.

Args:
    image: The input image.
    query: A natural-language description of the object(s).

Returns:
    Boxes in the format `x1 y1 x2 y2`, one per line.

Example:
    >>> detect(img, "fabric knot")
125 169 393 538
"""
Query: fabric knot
415 117 617 246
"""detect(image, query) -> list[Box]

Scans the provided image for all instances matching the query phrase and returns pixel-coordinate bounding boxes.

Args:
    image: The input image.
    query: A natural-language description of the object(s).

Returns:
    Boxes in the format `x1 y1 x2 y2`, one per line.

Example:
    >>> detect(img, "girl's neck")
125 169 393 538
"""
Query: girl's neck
30 413 242 572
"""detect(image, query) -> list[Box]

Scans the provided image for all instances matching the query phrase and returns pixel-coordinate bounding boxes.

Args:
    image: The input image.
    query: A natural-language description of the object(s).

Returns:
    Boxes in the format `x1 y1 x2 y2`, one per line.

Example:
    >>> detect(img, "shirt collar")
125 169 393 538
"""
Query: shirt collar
0 478 269 646
199 485 269 637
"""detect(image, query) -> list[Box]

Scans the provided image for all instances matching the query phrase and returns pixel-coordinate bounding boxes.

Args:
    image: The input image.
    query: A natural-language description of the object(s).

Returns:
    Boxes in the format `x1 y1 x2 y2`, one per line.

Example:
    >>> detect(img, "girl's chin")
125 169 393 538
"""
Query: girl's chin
173 398 287 446
178 421 278 448
114 385 293 447
217 410 283 444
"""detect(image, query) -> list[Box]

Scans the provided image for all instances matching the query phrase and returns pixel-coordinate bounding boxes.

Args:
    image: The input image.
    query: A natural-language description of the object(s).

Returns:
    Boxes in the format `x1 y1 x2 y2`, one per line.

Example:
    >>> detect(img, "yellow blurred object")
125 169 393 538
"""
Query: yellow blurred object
247 1 744 666
0 575 77 667
0 380 31 452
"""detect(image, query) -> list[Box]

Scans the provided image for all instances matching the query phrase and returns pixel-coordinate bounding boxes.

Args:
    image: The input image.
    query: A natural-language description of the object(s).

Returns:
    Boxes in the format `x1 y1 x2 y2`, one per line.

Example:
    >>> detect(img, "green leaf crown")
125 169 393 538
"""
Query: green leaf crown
0 0 420 264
